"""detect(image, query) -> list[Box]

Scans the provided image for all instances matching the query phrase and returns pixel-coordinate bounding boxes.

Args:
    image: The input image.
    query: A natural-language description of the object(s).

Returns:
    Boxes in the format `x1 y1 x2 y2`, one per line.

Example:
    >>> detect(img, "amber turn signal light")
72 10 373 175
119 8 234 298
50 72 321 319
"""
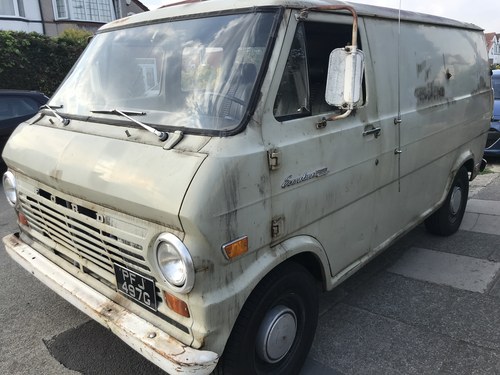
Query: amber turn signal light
18 212 29 226
222 236 248 259
164 291 190 318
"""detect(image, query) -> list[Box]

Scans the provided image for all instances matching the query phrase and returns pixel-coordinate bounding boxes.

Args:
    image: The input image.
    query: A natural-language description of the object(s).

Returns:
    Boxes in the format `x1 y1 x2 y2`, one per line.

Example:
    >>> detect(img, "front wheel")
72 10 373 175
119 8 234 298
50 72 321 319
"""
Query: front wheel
216 262 319 375
425 166 469 236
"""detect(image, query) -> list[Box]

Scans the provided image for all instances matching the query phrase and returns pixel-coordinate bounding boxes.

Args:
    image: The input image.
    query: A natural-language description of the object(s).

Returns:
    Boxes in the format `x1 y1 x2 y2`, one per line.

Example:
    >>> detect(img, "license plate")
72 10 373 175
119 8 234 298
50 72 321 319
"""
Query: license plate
114 263 157 311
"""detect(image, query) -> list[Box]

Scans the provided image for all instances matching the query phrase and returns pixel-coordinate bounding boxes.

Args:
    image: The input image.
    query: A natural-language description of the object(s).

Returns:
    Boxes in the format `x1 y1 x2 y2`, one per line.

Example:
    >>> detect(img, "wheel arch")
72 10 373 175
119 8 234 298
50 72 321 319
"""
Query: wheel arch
424 159 470 236
277 235 331 291
438 152 474 206
462 158 475 179
451 151 474 181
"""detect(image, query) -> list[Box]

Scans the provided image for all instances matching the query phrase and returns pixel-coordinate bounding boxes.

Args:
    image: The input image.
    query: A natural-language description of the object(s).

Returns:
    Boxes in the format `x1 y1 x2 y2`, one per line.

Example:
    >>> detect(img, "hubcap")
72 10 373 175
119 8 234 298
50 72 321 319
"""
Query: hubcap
450 186 462 215
256 305 297 364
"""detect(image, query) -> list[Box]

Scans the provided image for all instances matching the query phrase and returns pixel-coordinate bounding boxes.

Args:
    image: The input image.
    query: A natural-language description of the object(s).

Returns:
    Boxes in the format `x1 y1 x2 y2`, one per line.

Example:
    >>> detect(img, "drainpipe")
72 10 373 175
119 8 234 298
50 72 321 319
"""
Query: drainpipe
37 0 46 35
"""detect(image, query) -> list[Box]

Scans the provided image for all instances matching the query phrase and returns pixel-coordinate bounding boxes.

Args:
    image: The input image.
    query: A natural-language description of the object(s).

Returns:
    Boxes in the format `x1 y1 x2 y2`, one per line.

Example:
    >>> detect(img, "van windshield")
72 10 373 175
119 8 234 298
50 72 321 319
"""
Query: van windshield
49 11 278 133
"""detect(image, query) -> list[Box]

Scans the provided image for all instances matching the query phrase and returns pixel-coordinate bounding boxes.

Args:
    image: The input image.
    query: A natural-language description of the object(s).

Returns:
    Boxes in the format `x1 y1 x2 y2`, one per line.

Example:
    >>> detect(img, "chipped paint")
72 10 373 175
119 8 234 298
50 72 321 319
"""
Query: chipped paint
0 2 493 373
3 234 219 374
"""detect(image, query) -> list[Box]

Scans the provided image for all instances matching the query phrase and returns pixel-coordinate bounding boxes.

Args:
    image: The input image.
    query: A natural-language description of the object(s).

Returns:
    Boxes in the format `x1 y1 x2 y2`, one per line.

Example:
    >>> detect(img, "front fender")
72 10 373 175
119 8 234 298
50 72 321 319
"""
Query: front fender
278 235 331 289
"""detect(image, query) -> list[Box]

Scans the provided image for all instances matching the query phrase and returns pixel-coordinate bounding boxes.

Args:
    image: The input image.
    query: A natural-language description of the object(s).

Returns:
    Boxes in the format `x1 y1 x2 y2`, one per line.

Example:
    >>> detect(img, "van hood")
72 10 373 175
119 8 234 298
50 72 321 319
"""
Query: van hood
3 123 207 231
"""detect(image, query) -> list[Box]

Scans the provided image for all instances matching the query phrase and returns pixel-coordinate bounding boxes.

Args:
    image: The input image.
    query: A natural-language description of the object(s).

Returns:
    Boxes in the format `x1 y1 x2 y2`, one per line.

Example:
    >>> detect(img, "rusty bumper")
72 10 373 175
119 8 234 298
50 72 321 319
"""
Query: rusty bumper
3 233 219 375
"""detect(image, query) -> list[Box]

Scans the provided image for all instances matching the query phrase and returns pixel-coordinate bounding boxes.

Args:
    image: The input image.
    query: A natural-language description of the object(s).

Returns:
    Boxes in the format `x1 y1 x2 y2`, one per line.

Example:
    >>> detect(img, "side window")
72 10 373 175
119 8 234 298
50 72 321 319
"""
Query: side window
273 23 310 121
274 21 364 121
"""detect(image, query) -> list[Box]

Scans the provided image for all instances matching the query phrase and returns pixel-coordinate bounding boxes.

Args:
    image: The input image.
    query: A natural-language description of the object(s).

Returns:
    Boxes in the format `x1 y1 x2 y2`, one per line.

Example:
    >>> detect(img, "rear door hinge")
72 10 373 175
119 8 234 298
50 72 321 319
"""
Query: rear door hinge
271 216 284 238
267 148 281 171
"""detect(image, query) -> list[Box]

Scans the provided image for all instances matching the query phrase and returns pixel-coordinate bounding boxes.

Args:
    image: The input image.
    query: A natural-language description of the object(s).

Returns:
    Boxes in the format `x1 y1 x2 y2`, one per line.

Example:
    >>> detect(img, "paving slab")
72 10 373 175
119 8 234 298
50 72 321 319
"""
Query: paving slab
309 304 452 375
438 340 500 375
469 172 499 198
460 212 500 235
397 226 500 262
474 173 500 201
466 199 500 215
343 272 500 350
388 247 500 293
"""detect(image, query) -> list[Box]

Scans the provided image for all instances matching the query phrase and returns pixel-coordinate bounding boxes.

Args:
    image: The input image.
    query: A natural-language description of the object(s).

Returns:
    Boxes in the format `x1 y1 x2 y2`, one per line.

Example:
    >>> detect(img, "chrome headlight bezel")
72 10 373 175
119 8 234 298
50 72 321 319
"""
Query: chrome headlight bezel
3 171 17 207
154 233 194 294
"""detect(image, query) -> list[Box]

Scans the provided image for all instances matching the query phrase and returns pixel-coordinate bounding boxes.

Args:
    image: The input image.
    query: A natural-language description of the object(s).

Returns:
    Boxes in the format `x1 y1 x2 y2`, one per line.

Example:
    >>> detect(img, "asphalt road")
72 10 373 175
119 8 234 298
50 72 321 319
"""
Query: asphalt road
1 160 499 375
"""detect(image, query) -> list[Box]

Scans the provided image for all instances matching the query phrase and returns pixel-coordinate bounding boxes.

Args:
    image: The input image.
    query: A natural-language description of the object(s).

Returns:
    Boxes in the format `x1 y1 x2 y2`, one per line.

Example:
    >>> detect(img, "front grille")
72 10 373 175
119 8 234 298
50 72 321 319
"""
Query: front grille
15 177 192 337
18 182 154 289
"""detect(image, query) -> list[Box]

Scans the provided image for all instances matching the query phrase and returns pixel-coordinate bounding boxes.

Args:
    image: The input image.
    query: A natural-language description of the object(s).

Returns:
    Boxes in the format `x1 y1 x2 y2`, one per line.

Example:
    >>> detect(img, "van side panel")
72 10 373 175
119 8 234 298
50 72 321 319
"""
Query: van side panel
261 12 490 288
364 18 491 251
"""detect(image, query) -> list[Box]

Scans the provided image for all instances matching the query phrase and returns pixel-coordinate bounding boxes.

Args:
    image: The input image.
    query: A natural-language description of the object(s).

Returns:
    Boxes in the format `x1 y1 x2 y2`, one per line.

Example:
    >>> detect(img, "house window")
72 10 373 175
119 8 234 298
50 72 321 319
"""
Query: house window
0 0 25 17
53 0 116 22
54 0 68 18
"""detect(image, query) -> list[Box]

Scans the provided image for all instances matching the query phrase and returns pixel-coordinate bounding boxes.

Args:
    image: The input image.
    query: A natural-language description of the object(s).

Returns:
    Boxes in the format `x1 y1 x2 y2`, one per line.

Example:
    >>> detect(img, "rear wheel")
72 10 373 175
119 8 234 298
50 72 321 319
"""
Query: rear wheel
425 166 469 236
215 262 319 375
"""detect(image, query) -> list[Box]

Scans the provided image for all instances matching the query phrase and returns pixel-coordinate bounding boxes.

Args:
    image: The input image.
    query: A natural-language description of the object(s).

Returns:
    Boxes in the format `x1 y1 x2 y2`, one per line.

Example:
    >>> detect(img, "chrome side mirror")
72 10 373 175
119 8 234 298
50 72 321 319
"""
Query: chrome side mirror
325 47 365 110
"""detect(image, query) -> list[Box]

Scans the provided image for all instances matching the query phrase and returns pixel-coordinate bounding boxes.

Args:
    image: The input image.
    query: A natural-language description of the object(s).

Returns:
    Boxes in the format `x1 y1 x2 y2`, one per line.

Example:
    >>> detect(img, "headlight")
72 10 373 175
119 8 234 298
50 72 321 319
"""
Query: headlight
3 171 17 207
154 233 194 293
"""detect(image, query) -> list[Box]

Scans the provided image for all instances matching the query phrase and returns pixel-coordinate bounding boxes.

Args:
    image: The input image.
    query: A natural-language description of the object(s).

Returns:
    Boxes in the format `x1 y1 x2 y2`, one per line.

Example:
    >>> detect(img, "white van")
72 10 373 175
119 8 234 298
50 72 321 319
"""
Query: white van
2 1 492 374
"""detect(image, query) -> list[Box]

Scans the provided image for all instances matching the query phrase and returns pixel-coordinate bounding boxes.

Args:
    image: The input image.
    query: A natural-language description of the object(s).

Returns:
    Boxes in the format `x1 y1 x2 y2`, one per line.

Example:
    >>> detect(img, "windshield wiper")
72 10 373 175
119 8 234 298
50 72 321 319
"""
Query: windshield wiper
41 104 70 126
91 109 168 141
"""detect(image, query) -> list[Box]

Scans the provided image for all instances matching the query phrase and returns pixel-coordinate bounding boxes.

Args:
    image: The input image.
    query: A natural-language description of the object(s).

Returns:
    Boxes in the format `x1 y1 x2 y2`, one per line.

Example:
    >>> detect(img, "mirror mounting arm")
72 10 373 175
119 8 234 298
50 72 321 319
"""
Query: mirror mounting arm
327 108 352 122
316 109 353 129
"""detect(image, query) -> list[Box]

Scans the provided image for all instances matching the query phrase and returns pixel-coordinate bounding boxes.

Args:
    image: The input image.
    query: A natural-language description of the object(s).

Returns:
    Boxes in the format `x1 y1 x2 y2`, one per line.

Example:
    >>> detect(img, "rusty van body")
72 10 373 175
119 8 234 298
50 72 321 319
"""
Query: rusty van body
2 1 492 374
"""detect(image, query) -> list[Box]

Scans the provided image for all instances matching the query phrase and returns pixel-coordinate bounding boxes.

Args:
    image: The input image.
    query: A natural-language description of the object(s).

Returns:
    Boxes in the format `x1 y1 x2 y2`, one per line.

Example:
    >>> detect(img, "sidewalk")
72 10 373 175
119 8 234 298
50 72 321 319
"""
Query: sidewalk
302 164 500 375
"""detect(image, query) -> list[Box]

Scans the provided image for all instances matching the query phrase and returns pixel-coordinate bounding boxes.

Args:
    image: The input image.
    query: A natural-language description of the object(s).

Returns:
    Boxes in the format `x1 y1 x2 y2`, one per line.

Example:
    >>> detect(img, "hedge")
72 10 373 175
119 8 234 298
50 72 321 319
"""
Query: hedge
0 29 92 96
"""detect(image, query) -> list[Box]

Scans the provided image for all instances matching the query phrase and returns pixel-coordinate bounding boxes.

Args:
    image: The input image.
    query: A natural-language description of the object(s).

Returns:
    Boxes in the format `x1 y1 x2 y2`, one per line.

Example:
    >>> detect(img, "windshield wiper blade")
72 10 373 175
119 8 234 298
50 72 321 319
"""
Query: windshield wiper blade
91 109 168 141
41 104 70 126
92 109 146 116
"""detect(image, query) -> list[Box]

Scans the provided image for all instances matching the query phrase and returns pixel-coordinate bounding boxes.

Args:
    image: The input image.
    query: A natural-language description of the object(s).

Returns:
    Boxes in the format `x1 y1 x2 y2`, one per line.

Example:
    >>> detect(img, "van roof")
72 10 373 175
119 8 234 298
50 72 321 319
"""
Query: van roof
101 0 482 32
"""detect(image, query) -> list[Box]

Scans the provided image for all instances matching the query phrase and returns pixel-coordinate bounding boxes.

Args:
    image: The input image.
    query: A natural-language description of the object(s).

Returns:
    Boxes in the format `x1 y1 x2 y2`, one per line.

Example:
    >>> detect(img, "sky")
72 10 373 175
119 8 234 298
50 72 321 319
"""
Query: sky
139 0 500 33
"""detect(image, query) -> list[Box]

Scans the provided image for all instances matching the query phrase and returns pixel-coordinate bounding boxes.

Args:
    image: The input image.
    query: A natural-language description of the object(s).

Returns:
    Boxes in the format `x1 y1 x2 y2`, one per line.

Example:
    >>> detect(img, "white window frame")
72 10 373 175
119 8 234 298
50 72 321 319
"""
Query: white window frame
52 0 68 20
52 0 116 23
0 0 25 18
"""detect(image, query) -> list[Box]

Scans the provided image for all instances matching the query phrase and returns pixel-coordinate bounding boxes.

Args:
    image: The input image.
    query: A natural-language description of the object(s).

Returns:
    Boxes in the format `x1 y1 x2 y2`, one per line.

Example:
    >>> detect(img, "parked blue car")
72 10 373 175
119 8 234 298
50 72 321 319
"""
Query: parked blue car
0 90 48 143
0 90 48 169
485 70 500 157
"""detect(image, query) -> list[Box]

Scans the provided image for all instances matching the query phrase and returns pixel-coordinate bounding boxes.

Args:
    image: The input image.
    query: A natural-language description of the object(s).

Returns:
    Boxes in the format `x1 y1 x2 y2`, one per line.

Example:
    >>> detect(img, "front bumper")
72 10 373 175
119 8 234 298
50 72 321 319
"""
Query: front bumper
3 233 219 375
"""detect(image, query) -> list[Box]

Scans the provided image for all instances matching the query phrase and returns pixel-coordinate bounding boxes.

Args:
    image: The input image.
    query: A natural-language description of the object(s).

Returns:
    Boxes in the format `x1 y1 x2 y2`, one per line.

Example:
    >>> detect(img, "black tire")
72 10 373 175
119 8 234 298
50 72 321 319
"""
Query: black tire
425 166 469 236
215 262 319 375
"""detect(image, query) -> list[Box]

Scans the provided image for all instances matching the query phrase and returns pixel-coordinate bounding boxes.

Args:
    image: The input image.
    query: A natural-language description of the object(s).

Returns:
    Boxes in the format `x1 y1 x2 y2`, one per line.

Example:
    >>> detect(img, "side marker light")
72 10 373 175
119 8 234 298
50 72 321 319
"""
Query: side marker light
222 236 248 259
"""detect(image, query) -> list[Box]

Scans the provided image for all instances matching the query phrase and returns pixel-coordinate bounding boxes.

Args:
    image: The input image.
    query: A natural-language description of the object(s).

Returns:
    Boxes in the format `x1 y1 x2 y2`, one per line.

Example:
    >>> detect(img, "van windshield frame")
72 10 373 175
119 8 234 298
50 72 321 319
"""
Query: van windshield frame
48 8 283 136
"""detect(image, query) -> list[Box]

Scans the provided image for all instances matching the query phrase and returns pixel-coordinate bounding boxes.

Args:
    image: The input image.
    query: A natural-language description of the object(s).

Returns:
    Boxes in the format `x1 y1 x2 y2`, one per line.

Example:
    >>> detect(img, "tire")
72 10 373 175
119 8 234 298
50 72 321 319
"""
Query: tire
425 166 469 236
215 262 319 375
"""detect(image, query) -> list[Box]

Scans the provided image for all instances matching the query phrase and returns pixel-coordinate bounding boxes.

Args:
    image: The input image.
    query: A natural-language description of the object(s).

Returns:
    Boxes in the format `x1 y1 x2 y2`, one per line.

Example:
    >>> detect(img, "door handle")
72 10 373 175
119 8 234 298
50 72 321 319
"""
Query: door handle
363 125 381 138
